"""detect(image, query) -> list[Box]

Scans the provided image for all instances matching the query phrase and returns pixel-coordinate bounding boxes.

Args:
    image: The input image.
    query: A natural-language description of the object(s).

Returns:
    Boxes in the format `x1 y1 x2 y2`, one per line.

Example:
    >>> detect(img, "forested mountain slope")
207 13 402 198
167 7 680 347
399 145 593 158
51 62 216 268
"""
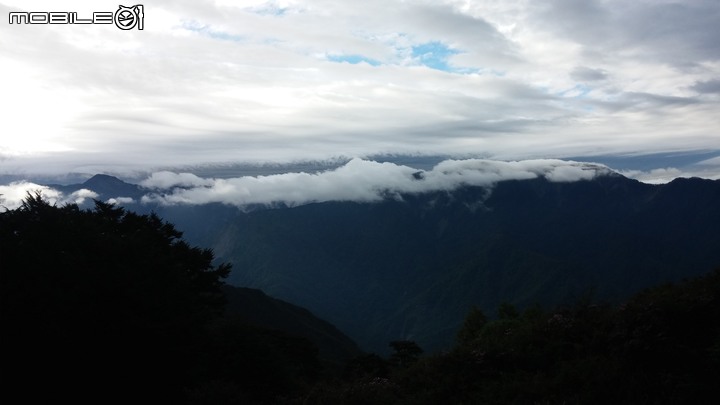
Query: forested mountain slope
37 171 720 353
150 174 720 353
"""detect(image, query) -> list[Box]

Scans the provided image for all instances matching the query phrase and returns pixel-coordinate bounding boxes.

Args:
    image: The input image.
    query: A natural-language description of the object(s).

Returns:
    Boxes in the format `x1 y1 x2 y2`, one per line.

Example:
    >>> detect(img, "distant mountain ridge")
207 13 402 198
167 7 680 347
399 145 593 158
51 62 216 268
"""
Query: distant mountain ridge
48 174 145 203
42 171 720 354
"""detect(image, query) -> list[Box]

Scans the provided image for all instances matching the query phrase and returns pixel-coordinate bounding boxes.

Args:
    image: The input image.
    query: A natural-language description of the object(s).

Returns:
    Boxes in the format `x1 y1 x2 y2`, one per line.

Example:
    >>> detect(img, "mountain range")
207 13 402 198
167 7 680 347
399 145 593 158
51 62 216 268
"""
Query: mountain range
44 170 720 354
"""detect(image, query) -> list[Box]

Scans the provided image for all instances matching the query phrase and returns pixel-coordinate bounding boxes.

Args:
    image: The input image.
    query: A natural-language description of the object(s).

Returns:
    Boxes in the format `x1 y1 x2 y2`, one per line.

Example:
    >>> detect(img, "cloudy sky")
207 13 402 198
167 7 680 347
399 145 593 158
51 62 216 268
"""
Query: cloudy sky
1 0 719 183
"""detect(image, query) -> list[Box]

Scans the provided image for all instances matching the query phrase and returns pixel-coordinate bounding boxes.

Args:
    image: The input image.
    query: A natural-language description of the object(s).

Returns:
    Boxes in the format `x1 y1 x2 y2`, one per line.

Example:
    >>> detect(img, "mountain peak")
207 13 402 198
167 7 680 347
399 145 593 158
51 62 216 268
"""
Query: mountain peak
73 174 143 201
83 174 125 187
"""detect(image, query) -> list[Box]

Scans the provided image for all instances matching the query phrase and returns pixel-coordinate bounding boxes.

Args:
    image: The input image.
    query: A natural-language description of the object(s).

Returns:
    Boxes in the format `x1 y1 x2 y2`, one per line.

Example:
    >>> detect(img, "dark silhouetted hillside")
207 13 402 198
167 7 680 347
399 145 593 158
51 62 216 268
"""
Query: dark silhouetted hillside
221 285 363 366
0 195 360 404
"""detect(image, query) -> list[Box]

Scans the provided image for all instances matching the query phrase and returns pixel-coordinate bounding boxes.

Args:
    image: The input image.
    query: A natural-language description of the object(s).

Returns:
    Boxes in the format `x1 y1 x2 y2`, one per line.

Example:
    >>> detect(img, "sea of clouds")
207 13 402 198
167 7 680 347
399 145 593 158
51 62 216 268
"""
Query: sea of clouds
138 158 611 207
1 158 614 211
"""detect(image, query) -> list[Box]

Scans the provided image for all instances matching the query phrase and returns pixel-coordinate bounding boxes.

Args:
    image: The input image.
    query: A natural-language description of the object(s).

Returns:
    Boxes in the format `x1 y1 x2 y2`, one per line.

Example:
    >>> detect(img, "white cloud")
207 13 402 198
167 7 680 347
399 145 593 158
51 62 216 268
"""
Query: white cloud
140 171 215 189
142 158 612 207
620 168 685 184
0 182 60 210
107 197 136 205
544 164 599 182
621 164 720 184
68 188 99 205
0 183 97 210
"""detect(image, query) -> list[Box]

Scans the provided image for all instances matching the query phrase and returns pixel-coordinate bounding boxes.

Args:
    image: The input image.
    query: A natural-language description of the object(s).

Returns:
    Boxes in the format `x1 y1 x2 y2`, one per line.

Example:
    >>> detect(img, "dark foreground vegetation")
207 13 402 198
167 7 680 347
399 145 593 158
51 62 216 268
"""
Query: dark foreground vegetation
306 268 720 405
2 195 719 404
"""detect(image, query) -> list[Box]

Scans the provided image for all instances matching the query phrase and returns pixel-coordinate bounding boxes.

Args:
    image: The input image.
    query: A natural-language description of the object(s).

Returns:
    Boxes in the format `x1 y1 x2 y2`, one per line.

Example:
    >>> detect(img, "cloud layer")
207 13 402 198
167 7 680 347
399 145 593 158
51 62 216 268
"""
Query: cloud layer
140 158 612 207
5 156 718 212
1 159 611 210
1 0 719 176
0 182 97 210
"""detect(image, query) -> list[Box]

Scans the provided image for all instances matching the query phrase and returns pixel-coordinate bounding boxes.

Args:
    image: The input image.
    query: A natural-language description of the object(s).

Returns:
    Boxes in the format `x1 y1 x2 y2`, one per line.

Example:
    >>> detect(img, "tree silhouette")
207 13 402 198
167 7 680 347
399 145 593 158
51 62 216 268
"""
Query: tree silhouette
389 340 423 368
456 306 488 348
1 193 231 402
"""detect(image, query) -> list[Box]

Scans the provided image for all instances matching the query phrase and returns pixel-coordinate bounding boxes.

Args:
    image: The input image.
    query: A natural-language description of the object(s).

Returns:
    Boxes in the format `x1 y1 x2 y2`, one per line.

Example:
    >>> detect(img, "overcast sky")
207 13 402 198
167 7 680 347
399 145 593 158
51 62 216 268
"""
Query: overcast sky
1 0 719 182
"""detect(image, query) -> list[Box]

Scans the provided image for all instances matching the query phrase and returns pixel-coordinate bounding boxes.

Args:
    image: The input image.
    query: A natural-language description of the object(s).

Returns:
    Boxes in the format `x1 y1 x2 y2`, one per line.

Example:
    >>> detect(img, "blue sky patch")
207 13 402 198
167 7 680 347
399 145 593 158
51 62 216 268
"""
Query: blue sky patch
411 42 460 72
410 42 480 74
327 54 381 66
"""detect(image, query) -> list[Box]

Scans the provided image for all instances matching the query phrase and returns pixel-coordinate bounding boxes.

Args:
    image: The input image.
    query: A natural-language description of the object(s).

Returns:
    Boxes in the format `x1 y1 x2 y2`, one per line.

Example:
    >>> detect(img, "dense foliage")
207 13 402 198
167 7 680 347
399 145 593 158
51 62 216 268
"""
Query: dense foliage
298 268 720 404
0 194 321 403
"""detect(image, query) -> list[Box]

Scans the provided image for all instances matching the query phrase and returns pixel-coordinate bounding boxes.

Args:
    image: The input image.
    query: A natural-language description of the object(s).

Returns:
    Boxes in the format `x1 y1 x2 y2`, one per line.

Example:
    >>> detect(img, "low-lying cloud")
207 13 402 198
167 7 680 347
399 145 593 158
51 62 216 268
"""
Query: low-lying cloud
620 166 720 184
140 172 215 189
140 158 612 208
8 157 718 212
107 197 136 206
0 182 98 211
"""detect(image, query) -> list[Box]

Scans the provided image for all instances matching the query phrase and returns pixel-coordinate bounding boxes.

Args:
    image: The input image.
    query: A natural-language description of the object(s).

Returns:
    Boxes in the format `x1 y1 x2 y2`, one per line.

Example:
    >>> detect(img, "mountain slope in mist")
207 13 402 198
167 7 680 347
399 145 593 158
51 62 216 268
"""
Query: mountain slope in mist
25 162 720 354
153 174 720 354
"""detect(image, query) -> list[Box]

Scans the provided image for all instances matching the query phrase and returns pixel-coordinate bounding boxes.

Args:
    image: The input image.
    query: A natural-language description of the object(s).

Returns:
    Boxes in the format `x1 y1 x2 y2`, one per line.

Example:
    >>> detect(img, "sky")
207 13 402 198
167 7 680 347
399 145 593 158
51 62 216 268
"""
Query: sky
1 0 719 186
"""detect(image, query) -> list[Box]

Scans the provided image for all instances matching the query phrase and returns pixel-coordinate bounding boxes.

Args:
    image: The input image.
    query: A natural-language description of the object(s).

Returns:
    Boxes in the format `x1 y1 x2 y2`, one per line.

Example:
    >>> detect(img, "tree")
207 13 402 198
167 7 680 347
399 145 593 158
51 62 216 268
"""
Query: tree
0 193 231 401
389 340 423 368
456 306 488 348
497 302 520 320
343 353 390 380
